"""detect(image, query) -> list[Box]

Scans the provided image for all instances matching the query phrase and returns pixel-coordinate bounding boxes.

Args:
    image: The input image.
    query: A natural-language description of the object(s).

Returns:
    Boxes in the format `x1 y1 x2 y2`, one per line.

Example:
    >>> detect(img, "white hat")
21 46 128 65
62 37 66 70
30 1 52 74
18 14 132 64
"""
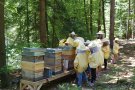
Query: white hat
96 31 104 35
88 41 97 48
71 31 76 35
84 40 91 44
115 38 119 41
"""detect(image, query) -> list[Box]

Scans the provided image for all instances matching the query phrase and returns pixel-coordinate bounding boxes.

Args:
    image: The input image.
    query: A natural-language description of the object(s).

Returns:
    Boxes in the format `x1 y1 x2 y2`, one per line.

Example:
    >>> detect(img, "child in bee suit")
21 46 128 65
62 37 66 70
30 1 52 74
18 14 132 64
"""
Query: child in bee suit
74 39 89 87
112 38 120 64
88 41 99 86
102 38 110 70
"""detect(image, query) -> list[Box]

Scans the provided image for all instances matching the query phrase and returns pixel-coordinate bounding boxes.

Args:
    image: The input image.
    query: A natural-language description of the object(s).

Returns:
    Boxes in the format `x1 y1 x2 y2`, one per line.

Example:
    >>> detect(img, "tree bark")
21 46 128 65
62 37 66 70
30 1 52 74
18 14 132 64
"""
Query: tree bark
133 0 135 38
45 0 49 45
102 0 106 37
127 0 130 39
84 0 89 33
26 0 30 47
39 0 47 47
90 0 93 34
0 0 8 88
51 0 56 48
97 0 102 32
109 0 115 49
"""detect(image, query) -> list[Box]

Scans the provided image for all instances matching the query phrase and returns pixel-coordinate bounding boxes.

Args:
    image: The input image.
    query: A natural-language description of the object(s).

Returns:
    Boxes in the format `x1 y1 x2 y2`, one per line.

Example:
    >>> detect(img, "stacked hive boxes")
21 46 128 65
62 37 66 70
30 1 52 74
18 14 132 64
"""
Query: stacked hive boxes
21 48 45 81
44 48 63 75
62 46 76 70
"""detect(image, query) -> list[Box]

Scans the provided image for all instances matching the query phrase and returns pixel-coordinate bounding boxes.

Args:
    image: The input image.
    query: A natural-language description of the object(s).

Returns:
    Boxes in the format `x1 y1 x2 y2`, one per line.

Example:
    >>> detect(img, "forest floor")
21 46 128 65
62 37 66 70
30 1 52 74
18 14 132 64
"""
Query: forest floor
42 40 135 90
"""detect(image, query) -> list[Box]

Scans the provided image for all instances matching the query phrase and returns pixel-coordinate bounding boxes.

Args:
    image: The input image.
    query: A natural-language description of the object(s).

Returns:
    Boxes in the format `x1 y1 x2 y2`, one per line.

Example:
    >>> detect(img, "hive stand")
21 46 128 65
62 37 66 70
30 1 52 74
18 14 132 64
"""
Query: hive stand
20 70 75 90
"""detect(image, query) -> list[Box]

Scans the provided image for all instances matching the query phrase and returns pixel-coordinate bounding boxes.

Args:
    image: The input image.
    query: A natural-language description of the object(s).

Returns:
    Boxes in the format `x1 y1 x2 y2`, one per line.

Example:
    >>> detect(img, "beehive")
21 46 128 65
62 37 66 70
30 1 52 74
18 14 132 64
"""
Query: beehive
44 48 63 74
21 48 45 81
21 61 44 71
62 46 75 60
46 65 62 75
44 58 62 66
22 69 44 81
45 52 62 60
62 46 75 70
22 55 44 62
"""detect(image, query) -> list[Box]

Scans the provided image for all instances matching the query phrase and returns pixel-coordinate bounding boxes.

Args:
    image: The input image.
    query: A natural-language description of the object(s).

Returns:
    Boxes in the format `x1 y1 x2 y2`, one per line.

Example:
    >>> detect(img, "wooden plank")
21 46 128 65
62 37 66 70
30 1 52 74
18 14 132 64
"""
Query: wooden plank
22 55 44 62
21 61 44 71
21 70 75 84
22 51 45 56
45 52 62 59
46 48 62 53
22 69 44 81
62 50 75 55
44 59 62 66
23 48 46 52
20 70 75 90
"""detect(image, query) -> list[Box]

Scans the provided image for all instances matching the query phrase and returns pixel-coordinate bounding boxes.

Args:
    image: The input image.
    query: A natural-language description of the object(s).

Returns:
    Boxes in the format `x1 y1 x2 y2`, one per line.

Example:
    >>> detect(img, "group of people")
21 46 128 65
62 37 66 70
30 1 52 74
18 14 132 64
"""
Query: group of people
59 31 120 87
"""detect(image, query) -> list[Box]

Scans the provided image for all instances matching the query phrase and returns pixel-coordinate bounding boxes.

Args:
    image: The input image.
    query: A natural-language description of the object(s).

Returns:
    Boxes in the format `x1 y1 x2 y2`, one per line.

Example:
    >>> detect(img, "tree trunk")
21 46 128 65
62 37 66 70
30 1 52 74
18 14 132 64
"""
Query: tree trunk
0 0 8 88
127 0 130 39
51 0 56 48
39 0 47 47
45 0 49 45
84 0 89 33
133 0 135 38
26 0 30 47
109 0 115 49
102 0 106 37
90 0 93 34
97 0 102 32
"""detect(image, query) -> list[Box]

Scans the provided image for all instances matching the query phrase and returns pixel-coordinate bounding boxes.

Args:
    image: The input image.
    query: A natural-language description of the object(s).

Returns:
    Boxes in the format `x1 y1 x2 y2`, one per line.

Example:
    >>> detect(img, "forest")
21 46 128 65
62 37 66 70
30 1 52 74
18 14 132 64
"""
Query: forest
0 0 135 89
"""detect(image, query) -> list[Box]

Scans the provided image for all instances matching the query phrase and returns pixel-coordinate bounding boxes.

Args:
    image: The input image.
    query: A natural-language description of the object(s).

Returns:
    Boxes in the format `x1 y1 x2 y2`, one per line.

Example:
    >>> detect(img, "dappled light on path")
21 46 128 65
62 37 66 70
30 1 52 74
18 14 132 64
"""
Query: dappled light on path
91 41 135 89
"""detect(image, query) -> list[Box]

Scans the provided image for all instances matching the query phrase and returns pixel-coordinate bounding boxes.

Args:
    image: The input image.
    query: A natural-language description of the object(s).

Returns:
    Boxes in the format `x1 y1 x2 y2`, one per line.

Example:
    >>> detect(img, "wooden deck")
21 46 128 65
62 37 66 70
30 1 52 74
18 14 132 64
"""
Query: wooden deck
20 70 75 90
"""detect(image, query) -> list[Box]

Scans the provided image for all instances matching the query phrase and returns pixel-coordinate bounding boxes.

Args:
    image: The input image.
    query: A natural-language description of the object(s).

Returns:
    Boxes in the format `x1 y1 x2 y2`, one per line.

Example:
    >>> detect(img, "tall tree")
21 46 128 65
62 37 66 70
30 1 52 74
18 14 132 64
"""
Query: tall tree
26 0 30 47
89 0 93 34
39 0 47 47
97 0 102 32
0 0 8 88
109 0 115 49
84 0 89 33
127 0 130 39
102 0 106 37
133 0 135 38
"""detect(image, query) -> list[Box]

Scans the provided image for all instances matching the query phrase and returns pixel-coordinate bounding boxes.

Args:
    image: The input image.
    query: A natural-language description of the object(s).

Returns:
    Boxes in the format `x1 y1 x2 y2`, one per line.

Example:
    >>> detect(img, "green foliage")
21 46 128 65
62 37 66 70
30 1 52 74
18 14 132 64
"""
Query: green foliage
58 83 79 90
4 0 135 68
0 65 14 74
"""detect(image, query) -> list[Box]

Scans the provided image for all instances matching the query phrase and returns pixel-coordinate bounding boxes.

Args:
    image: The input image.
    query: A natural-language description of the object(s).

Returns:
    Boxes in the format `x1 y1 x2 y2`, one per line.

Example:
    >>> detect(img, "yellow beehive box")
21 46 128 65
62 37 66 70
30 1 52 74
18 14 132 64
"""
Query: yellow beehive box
62 49 75 56
21 61 44 71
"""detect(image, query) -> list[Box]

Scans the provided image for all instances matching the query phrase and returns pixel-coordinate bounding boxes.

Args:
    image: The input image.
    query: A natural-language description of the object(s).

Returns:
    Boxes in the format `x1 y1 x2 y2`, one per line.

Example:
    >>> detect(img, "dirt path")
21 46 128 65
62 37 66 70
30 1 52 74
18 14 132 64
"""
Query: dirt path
82 41 135 90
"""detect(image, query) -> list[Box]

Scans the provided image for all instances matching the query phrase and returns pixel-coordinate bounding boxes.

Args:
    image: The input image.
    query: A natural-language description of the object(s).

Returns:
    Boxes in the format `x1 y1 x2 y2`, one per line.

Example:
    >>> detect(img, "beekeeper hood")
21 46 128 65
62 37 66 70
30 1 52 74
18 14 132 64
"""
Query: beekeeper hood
88 41 98 54
71 31 76 35
115 38 119 41
96 31 104 35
